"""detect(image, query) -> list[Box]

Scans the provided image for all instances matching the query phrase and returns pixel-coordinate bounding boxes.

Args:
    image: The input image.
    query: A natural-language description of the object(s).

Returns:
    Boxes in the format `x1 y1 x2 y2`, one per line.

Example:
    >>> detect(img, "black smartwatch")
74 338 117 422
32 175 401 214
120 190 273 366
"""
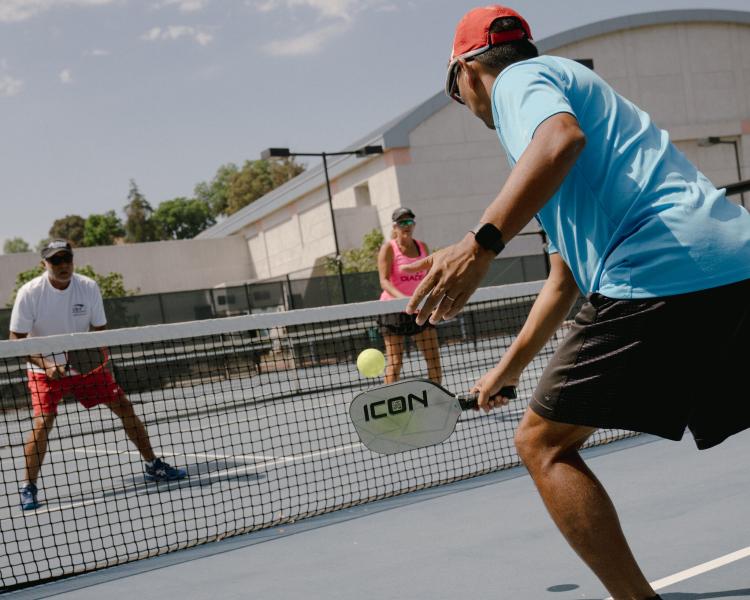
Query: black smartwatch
471 223 505 255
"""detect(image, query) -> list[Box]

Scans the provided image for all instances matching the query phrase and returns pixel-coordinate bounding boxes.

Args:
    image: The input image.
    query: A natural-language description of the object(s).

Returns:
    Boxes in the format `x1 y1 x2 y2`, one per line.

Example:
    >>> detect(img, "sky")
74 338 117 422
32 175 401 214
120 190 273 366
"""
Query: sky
1 0 748 251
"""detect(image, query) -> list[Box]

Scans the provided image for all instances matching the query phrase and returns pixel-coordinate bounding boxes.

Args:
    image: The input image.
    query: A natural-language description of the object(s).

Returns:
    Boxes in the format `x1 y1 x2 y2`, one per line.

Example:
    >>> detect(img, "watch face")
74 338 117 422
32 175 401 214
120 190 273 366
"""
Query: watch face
475 223 504 255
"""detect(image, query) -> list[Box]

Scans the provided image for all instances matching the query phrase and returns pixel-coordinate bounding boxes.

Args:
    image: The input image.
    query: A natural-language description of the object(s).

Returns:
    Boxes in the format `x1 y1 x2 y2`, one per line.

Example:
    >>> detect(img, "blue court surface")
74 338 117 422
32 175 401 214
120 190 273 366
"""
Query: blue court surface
9 428 749 600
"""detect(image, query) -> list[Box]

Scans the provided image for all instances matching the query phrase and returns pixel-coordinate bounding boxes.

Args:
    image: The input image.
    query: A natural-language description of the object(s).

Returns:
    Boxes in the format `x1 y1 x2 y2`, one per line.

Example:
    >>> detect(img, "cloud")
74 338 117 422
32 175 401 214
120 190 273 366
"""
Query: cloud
262 22 347 56
154 0 209 12
254 0 396 55
254 0 398 20
0 74 23 96
59 69 73 84
0 0 115 24
86 49 111 56
142 25 214 45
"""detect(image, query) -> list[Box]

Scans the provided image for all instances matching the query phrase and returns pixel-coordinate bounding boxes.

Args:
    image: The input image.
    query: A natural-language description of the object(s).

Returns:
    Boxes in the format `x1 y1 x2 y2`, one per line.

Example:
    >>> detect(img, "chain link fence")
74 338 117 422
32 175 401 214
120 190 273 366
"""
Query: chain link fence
0 254 547 332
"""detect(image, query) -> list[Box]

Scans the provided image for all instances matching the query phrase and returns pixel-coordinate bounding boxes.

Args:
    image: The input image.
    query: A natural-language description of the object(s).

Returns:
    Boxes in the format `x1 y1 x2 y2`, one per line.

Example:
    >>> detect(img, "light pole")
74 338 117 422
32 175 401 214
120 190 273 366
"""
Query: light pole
260 145 384 303
698 136 745 207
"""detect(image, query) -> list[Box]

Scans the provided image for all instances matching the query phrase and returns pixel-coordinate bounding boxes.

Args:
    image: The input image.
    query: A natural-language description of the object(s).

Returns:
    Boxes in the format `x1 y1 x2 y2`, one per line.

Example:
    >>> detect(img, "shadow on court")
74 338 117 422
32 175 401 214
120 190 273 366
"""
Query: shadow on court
123 457 266 490
134 458 265 494
36 458 265 509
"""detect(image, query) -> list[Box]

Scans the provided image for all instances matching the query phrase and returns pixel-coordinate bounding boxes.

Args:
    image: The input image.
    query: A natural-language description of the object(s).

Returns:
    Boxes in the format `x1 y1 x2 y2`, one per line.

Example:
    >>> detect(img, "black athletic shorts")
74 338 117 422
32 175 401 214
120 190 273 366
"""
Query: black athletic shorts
530 278 750 450
378 312 432 337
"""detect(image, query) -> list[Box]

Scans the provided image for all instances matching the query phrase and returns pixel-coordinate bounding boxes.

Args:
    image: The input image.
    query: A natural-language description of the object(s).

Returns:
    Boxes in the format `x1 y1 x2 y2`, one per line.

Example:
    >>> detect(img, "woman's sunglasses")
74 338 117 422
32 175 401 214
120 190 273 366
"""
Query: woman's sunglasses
46 253 73 266
395 219 415 228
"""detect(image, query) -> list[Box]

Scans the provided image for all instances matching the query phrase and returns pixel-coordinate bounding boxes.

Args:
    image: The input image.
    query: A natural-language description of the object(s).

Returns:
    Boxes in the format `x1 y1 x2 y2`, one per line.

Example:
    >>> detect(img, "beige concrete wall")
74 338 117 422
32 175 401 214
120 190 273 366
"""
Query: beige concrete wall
335 205 380 249
241 191 336 278
0 236 252 306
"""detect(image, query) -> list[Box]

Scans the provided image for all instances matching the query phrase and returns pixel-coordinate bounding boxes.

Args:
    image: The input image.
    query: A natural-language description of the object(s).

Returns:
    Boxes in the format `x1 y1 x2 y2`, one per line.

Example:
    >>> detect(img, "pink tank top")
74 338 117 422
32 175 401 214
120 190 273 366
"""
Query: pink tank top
380 239 427 300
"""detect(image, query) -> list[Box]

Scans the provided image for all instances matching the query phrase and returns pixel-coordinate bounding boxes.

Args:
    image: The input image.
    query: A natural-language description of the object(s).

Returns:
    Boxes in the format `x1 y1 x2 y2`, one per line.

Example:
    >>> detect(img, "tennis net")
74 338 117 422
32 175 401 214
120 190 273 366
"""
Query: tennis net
0 281 637 592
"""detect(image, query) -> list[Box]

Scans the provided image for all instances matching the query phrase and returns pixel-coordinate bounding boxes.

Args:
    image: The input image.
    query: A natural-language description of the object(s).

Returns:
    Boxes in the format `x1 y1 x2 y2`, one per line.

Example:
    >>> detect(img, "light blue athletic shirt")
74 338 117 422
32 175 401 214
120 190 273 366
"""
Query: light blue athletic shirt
492 55 750 298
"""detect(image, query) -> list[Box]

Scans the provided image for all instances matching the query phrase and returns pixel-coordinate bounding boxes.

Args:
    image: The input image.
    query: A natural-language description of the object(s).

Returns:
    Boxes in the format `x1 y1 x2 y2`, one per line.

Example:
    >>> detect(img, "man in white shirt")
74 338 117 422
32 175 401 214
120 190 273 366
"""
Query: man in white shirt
11 240 187 511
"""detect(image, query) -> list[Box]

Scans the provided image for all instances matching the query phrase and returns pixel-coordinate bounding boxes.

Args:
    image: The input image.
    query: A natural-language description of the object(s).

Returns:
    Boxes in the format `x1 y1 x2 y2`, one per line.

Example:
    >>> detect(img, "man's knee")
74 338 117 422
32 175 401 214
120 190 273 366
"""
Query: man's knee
514 416 541 469
514 409 593 472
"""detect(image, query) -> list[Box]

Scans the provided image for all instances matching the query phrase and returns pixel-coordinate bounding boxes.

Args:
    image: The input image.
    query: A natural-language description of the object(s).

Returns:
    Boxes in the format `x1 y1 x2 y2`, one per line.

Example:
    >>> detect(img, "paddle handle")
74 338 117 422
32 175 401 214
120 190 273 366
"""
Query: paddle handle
457 386 517 410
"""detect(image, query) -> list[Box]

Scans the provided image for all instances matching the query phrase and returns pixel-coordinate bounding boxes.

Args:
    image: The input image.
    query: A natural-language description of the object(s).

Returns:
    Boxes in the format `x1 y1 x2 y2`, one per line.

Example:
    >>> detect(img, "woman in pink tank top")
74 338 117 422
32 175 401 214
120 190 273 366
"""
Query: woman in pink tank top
377 208 442 384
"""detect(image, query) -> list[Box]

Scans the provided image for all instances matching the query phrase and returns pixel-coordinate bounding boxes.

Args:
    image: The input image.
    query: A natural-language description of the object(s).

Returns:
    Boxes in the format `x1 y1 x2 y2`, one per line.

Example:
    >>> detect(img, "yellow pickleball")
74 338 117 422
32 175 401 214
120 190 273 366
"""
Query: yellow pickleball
357 348 386 378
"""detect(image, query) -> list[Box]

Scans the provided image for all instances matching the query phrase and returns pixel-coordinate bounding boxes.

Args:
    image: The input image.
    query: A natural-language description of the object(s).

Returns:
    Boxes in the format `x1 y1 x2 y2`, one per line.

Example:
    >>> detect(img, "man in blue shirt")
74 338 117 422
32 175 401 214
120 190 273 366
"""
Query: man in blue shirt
405 5 750 599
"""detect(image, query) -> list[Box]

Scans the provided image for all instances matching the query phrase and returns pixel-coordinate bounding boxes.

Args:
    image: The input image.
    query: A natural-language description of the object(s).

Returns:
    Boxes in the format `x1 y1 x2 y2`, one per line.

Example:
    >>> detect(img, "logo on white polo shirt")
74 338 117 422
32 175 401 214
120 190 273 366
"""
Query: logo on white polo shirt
72 303 87 316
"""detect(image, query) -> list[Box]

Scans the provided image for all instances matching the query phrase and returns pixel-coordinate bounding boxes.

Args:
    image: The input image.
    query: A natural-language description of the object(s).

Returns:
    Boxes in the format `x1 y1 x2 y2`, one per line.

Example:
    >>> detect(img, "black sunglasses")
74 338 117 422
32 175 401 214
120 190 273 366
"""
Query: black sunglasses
446 59 470 104
46 253 73 265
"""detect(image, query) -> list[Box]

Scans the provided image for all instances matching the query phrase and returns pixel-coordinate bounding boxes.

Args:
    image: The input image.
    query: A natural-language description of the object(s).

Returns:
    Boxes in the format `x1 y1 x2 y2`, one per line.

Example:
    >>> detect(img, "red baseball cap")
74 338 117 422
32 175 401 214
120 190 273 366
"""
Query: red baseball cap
446 5 533 103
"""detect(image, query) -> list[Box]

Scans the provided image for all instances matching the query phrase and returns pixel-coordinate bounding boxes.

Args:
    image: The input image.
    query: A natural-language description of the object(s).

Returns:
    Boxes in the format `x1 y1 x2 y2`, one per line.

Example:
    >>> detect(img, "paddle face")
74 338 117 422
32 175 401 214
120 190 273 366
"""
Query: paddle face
349 379 464 455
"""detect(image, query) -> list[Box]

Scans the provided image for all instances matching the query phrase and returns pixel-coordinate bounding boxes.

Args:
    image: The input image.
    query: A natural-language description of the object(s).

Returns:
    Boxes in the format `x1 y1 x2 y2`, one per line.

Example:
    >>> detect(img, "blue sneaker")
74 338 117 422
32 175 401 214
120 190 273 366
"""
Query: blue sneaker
144 458 187 482
20 483 39 511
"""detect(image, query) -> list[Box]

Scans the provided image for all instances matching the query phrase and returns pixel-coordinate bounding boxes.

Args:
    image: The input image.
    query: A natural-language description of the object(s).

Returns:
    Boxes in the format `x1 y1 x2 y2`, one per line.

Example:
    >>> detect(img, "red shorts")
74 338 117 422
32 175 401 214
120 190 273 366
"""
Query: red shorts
27 370 125 416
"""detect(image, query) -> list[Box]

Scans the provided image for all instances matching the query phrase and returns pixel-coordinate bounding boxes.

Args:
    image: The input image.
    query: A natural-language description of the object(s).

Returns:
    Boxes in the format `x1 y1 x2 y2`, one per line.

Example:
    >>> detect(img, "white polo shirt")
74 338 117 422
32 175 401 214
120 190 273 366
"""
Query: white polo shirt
10 273 107 372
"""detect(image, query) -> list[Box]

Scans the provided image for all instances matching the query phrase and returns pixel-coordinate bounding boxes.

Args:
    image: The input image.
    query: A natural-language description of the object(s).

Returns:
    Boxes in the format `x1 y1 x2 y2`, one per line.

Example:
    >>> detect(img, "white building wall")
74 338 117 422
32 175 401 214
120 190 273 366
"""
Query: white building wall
369 162 405 236
246 232 271 281
237 157 401 279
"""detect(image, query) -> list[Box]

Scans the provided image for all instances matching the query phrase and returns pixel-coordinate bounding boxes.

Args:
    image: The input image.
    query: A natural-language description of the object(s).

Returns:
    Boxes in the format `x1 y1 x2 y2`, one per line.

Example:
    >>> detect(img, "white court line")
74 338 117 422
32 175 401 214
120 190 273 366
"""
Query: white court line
31 442 362 514
604 546 750 599
651 546 750 590
216 443 363 478
73 448 278 461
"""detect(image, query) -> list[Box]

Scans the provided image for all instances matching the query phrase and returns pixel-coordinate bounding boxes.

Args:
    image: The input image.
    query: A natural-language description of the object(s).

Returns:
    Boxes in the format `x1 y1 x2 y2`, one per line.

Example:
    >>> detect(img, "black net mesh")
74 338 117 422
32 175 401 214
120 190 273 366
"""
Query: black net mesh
0 283 637 591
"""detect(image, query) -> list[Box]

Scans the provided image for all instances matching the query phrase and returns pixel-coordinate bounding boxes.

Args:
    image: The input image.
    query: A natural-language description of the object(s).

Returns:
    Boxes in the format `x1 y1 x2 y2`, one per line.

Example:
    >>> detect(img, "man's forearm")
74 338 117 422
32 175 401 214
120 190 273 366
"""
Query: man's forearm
10 331 43 370
11 331 63 373
28 355 52 370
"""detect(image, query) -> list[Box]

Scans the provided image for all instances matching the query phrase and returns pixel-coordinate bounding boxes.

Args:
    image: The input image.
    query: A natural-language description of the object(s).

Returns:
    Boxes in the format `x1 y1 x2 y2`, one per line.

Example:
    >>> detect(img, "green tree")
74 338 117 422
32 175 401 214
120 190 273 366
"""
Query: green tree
225 158 304 216
152 197 216 239
324 228 385 275
83 211 125 247
35 238 50 254
49 215 86 247
8 264 135 307
75 265 133 298
3 237 31 254
194 163 239 218
123 180 160 243
8 265 44 306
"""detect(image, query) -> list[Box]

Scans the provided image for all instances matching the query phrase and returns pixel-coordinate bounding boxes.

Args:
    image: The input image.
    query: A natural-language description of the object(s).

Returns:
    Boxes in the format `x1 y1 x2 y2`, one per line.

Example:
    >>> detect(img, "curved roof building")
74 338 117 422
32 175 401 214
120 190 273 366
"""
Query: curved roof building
199 10 750 283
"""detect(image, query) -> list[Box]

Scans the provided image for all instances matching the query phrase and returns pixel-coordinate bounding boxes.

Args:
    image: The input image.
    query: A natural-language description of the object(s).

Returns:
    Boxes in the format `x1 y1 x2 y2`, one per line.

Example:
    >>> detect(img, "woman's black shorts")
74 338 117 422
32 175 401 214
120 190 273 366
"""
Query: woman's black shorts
378 312 432 337
530 278 750 449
